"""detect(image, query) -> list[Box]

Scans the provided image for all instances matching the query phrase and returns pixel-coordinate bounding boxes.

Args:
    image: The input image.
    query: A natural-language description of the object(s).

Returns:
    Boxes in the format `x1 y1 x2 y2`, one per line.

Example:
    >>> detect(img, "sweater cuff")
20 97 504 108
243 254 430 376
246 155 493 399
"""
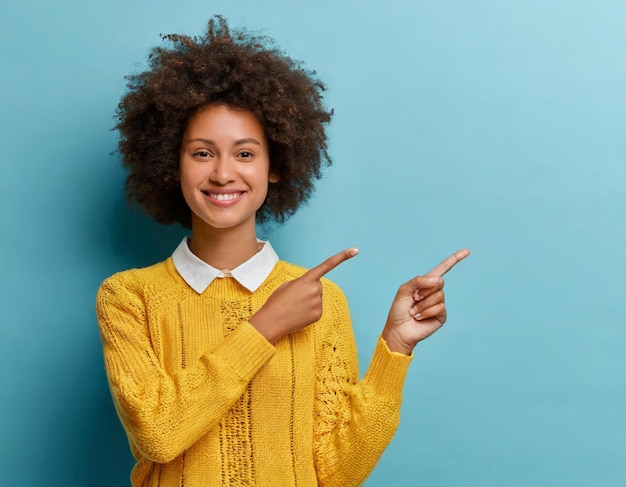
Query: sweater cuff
362 336 413 397
212 322 276 381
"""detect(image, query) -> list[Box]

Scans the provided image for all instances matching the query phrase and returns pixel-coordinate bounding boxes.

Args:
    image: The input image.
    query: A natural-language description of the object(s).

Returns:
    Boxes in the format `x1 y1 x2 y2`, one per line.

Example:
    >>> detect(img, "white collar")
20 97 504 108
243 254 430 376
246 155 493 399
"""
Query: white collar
172 237 279 294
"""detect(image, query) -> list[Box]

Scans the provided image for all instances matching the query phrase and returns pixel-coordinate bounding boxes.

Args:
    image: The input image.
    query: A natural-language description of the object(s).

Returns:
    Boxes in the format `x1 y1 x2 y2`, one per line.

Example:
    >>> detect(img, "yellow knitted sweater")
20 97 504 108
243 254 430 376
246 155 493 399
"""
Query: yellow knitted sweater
96 258 412 487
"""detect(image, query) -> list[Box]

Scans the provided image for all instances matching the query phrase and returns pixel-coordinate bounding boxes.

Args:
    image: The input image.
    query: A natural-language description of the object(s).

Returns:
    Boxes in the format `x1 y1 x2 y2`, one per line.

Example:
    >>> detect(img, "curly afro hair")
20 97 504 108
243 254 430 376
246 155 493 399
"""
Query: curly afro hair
115 16 333 229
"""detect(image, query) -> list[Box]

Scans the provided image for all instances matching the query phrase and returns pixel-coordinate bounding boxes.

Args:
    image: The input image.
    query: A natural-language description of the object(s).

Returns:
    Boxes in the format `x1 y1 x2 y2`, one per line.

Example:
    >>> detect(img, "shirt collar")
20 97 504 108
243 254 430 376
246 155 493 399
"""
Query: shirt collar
172 237 279 294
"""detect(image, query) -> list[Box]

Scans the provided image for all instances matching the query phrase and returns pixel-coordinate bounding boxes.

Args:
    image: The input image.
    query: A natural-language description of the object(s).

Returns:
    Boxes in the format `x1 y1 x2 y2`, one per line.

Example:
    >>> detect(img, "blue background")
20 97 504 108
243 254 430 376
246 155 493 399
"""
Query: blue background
1 1 625 486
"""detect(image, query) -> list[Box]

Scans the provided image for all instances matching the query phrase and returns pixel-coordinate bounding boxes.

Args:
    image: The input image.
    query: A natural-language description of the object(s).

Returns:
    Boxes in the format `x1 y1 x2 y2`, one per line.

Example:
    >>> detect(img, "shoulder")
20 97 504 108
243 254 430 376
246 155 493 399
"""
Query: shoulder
99 259 172 291
96 258 183 309
272 260 306 280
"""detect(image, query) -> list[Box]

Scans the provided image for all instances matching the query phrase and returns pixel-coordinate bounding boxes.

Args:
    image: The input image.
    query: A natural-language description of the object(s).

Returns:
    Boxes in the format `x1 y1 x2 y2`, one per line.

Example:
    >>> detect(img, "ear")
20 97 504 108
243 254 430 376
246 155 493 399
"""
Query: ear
269 171 280 183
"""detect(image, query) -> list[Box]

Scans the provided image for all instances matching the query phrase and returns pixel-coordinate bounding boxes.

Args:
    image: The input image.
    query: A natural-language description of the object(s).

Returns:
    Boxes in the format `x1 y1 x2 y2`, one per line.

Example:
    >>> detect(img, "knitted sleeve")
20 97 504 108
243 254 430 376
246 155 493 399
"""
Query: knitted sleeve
96 273 276 464
313 281 412 487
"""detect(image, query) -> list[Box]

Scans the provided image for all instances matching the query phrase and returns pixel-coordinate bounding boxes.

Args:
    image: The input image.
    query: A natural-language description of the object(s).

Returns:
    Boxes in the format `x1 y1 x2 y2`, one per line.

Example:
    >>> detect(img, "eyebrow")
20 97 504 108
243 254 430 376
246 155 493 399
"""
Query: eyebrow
185 137 263 146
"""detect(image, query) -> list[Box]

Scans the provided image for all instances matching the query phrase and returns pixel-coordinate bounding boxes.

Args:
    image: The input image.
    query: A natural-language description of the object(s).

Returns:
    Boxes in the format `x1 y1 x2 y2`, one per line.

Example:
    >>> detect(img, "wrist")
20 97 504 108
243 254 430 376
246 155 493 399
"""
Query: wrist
381 326 414 356
249 311 283 345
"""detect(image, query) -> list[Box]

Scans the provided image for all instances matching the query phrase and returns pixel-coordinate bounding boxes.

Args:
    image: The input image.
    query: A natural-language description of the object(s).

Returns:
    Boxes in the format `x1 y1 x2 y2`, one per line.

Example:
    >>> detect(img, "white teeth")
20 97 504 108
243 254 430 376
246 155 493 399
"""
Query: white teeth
208 192 241 201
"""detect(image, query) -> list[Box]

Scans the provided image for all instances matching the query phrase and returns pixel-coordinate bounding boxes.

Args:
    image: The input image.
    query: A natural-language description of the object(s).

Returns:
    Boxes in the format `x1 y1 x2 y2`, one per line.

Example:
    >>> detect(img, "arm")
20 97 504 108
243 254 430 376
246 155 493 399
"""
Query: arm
96 274 275 463
313 284 412 487
312 249 470 486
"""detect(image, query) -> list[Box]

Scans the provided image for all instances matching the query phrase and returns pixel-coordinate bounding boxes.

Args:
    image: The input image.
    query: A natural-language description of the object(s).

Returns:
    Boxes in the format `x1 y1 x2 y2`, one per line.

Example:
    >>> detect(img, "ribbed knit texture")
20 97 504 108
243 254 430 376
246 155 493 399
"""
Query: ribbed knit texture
96 258 412 487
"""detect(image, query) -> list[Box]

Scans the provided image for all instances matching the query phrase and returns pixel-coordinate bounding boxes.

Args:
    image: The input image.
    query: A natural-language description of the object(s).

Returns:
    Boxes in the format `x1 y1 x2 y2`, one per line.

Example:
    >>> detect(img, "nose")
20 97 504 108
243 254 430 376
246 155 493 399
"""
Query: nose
209 156 236 185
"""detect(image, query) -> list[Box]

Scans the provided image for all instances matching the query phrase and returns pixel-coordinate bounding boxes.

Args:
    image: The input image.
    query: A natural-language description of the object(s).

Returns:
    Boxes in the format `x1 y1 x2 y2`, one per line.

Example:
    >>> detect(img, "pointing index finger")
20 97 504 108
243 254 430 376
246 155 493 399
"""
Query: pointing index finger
305 248 359 281
426 248 470 277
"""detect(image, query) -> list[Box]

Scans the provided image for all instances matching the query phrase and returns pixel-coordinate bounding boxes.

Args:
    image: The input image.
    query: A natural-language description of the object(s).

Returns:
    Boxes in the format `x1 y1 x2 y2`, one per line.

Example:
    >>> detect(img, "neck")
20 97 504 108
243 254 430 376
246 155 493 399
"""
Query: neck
188 221 261 270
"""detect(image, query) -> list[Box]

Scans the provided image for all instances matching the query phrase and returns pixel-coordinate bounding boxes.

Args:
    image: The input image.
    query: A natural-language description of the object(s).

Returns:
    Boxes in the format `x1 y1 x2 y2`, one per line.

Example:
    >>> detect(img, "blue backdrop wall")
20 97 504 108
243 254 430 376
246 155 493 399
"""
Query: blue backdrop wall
1 1 624 486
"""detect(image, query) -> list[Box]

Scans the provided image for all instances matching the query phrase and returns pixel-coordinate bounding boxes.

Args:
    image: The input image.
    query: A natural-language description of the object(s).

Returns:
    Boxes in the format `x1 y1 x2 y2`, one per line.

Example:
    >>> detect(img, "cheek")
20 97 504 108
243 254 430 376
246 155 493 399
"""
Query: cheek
239 165 270 186
179 163 201 187
178 167 201 205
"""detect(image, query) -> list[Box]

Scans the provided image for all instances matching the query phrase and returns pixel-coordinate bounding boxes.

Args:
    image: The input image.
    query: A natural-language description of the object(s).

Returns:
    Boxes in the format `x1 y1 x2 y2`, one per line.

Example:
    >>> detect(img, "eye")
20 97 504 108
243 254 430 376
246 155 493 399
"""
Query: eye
193 150 212 159
237 150 254 160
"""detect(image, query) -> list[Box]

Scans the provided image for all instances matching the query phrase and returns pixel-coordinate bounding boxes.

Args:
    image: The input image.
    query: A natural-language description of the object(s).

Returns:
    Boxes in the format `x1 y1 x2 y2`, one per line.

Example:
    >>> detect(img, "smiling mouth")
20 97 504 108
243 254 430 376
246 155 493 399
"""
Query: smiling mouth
202 191 243 201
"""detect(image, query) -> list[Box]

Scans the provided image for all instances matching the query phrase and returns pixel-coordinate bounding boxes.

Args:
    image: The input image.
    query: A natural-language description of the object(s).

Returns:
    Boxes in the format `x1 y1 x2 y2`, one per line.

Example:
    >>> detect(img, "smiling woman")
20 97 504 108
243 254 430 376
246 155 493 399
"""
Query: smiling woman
94 15 468 487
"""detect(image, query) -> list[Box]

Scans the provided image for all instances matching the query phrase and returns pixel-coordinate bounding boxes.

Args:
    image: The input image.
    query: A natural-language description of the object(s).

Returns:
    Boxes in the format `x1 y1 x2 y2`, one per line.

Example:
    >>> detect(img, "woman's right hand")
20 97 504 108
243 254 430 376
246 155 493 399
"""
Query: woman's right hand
249 248 359 344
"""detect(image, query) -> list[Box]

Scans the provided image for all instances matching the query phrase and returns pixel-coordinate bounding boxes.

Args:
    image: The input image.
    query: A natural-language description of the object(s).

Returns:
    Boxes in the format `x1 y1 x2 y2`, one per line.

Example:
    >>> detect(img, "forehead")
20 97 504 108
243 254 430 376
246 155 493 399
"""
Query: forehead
184 104 265 142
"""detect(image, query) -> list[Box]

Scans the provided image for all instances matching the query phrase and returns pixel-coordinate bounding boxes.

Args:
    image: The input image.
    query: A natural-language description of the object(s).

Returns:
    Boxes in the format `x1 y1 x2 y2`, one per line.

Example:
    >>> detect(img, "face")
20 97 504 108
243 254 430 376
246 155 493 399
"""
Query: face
179 105 279 234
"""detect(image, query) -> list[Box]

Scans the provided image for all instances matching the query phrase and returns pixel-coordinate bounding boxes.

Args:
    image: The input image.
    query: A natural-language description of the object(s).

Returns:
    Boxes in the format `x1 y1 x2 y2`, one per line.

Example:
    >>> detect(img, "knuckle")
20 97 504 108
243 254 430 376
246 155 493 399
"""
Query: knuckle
312 307 323 321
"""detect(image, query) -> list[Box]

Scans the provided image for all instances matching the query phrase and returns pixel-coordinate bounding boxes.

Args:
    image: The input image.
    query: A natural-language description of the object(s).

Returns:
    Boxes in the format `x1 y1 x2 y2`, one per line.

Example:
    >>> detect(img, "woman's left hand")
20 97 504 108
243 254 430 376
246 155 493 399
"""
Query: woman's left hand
382 249 470 355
